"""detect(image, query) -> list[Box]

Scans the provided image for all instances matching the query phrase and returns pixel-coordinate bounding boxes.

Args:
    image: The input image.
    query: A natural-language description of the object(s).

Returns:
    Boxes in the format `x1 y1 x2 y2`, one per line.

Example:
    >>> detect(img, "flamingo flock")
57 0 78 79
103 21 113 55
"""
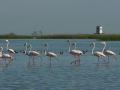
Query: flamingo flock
0 40 117 67
90 41 117 63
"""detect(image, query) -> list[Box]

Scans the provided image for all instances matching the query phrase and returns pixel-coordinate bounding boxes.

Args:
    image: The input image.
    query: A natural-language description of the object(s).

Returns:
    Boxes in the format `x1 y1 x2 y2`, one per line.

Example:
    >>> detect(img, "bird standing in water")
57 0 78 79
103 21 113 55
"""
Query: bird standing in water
44 43 57 67
68 40 83 65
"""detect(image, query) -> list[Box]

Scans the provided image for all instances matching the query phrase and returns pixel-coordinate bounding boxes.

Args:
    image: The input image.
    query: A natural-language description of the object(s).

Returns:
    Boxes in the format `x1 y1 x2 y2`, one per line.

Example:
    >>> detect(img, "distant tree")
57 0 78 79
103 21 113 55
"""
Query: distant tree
32 31 38 36
6 32 16 36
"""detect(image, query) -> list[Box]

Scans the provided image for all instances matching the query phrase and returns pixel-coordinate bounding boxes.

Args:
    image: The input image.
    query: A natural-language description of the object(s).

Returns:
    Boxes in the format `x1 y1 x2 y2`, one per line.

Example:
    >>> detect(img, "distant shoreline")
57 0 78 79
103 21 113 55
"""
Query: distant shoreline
0 34 120 41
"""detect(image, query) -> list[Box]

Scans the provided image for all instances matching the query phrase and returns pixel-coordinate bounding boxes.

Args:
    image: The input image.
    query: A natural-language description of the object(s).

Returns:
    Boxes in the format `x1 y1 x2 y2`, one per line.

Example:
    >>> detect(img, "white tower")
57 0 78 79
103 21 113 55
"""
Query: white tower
96 25 103 34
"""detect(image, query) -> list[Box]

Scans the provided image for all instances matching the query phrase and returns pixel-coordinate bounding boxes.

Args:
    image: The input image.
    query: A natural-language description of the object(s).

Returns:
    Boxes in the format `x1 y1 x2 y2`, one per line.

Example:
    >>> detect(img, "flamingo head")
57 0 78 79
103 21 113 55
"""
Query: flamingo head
0 47 3 51
72 42 76 46
44 43 48 47
100 41 106 45
90 42 95 47
27 44 32 49
24 42 27 46
6 40 9 42
67 40 71 45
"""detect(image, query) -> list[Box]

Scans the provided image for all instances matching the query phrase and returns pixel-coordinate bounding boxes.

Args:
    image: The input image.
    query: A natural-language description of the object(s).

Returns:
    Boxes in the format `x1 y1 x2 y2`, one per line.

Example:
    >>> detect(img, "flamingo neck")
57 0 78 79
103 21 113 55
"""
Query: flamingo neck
6 41 9 50
44 43 48 55
0 47 3 55
74 42 76 50
25 44 28 54
25 46 27 54
44 50 47 55
29 46 32 51
92 44 95 55
68 42 71 52
102 43 106 53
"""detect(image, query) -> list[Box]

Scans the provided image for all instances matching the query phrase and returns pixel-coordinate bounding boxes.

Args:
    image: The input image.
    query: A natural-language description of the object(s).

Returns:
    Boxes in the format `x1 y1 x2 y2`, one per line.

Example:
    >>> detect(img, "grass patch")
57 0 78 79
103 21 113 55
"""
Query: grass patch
0 34 120 41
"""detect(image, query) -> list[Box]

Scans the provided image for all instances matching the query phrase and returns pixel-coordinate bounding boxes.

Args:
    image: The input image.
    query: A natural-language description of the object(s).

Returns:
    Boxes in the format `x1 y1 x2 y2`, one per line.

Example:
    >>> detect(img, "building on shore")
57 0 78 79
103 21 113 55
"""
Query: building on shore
95 25 103 34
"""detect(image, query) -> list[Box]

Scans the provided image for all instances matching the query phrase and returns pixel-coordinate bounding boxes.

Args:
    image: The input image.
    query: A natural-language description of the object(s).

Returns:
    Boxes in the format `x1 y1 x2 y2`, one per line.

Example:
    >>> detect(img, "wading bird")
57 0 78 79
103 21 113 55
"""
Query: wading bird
24 43 40 60
68 40 83 65
0 47 13 60
101 42 117 63
90 42 106 63
5 40 16 56
44 43 57 67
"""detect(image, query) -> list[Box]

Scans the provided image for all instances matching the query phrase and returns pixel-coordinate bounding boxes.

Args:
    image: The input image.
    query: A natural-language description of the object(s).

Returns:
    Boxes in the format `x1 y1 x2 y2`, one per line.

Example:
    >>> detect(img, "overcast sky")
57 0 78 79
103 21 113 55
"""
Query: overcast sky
0 0 120 35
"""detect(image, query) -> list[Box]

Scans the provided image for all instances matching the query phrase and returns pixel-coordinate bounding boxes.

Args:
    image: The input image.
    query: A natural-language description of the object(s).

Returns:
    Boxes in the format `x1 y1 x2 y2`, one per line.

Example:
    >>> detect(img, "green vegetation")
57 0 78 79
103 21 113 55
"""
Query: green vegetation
0 33 120 41
40 34 120 41
0 34 32 39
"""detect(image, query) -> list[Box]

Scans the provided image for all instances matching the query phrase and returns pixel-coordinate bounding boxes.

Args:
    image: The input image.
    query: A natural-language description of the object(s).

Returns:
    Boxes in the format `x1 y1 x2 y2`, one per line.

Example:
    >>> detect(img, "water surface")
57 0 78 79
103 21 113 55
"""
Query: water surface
0 39 120 90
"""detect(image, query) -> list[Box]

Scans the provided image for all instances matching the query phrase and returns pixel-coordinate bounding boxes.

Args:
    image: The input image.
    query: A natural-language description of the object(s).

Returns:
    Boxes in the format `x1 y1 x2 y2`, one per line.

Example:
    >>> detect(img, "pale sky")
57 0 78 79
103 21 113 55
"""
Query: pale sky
0 0 120 35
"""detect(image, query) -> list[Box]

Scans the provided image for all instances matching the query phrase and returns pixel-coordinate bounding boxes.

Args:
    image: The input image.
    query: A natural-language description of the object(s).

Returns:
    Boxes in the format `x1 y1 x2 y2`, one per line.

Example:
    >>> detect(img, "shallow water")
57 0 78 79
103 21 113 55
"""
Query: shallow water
0 39 120 90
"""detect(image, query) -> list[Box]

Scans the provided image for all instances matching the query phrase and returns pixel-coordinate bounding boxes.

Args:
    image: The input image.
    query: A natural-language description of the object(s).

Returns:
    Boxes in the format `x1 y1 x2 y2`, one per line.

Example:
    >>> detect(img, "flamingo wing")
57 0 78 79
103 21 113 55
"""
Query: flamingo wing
71 50 83 55
94 51 106 57
104 50 116 55
28 51 40 56
2 54 12 58
47 52 57 57
8 49 15 54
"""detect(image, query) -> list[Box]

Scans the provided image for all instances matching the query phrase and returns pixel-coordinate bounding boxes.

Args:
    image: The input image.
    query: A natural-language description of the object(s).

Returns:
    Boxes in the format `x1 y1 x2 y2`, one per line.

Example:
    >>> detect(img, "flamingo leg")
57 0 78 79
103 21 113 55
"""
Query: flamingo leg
28 58 31 66
101 56 106 63
70 55 80 66
39 56 43 66
75 56 78 65
32 56 35 66
49 57 52 67
77 56 80 65
4 58 7 64
98 57 100 63
75 55 80 65
29 56 31 61
10 53 14 60
70 55 77 65
70 60 75 65
113 55 117 60
107 56 110 63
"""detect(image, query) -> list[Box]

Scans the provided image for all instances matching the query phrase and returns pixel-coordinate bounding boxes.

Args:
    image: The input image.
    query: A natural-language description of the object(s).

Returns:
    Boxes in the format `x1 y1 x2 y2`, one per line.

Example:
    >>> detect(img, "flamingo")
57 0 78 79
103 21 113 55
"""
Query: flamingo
68 40 83 65
44 43 57 67
0 47 13 60
24 43 40 66
24 43 40 59
90 42 106 63
102 42 117 63
5 40 16 55
0 47 13 69
28 45 40 56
